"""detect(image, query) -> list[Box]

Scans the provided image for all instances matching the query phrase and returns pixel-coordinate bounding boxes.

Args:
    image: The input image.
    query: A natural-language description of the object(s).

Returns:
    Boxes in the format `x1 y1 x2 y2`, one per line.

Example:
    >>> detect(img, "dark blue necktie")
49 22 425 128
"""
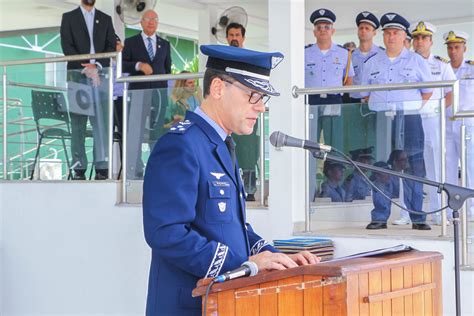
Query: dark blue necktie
225 136 236 170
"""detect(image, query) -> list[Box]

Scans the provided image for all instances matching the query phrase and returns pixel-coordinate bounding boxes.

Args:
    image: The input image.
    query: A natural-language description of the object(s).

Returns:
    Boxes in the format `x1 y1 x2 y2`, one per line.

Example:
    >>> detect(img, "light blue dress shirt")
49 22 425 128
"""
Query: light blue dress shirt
305 43 355 89
350 44 384 99
361 48 433 112
194 106 228 141
79 5 96 63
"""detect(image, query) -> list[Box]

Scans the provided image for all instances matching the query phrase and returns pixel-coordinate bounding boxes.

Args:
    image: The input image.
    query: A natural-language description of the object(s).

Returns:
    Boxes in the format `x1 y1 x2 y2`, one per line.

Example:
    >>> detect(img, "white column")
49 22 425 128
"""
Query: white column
198 6 217 71
267 0 306 239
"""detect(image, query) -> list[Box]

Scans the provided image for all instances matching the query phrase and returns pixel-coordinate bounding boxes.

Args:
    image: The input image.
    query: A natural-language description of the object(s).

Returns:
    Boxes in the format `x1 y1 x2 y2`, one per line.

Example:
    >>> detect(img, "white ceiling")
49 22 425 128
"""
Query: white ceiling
1 0 473 49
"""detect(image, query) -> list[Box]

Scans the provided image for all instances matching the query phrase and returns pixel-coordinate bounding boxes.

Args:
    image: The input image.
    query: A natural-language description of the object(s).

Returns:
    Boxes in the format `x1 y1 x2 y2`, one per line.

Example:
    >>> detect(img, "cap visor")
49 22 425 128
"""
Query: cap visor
230 73 280 96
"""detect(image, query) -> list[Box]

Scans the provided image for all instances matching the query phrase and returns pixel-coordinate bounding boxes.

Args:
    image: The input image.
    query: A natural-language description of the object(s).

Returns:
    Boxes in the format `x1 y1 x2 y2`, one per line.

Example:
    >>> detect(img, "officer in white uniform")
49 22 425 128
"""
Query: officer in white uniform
444 30 474 220
361 12 433 230
410 21 457 225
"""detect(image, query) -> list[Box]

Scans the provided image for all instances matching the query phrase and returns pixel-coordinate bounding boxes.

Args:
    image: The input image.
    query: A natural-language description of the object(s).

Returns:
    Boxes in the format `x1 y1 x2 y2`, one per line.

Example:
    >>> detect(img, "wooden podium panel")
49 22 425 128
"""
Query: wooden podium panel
193 250 443 316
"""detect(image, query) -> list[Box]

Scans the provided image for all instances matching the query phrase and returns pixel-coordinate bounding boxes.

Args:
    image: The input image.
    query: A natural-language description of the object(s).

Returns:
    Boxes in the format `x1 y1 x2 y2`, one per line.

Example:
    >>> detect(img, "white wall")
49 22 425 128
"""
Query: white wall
1 182 149 315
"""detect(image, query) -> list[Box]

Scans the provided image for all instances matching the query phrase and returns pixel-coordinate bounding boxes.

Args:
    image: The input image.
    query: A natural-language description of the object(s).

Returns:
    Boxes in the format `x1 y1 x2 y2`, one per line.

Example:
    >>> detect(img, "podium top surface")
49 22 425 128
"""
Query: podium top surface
193 250 442 297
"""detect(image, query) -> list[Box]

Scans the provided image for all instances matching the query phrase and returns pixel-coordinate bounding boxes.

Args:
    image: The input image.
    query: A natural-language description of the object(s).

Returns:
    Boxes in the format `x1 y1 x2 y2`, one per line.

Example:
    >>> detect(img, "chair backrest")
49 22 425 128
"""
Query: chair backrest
31 90 70 133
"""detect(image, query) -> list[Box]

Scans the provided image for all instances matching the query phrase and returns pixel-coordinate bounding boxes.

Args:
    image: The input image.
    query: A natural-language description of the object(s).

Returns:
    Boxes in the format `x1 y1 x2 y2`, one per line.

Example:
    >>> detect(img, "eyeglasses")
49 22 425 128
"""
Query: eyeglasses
142 17 158 23
315 25 333 31
223 79 270 104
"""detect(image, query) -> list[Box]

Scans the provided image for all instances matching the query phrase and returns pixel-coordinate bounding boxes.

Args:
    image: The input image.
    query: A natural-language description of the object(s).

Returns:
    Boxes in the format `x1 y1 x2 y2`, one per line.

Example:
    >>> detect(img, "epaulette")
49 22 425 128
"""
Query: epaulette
305 43 314 49
168 120 194 134
364 52 379 63
435 55 449 63
380 47 386 50
466 60 474 65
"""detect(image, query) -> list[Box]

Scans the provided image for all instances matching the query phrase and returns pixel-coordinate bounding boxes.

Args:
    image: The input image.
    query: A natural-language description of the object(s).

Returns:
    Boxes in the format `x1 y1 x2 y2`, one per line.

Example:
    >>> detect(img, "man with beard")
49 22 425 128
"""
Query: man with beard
60 0 116 180
225 23 260 202
409 21 456 226
444 30 474 221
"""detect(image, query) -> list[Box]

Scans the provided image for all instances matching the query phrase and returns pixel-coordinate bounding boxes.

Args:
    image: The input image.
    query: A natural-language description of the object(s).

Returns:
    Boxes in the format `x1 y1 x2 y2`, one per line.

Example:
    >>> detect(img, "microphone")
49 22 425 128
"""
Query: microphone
269 131 332 152
214 261 258 283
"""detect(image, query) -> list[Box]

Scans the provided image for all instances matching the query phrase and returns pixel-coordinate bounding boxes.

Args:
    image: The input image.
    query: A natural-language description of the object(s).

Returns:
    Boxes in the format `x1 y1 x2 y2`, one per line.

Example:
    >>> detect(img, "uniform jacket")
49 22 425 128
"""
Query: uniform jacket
60 7 116 70
143 110 276 315
122 33 171 90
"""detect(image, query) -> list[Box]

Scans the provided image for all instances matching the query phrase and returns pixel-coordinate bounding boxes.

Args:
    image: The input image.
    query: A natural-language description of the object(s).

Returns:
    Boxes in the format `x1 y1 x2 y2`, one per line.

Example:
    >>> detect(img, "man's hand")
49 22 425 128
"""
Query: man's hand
287 251 320 265
138 62 153 75
249 251 298 271
81 63 100 86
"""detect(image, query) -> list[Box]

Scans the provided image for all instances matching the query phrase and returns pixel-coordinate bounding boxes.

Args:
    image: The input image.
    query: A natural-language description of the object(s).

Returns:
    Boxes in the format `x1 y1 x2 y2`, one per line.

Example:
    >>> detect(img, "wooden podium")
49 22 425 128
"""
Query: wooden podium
193 250 443 316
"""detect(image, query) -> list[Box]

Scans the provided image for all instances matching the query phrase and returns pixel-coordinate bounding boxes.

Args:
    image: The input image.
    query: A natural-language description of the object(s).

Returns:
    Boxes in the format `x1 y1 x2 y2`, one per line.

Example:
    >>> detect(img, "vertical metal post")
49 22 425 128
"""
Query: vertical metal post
121 85 128 203
2 67 7 179
107 58 114 179
304 101 311 232
460 123 468 265
259 111 265 206
440 97 447 236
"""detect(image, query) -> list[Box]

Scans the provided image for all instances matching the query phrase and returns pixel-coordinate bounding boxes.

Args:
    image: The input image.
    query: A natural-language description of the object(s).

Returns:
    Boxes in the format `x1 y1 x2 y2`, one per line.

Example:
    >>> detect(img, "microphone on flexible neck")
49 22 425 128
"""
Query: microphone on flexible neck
270 131 332 152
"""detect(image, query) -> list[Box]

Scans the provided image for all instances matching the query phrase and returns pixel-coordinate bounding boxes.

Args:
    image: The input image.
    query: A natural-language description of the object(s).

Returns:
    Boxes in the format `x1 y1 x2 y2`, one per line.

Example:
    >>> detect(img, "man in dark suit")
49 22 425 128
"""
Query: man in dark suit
60 0 116 180
122 10 172 179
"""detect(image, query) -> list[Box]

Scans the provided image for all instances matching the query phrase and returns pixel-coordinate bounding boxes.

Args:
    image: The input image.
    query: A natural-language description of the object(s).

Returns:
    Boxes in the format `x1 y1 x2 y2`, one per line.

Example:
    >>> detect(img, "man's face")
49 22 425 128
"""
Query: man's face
383 28 406 51
226 28 244 48
141 11 158 36
328 166 344 182
358 23 376 42
447 42 466 62
313 22 335 41
413 35 432 56
219 79 265 135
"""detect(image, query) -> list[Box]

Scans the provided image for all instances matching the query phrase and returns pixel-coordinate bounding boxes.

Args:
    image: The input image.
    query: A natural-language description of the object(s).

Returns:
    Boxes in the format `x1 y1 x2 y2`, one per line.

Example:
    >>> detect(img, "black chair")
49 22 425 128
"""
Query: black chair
30 90 72 180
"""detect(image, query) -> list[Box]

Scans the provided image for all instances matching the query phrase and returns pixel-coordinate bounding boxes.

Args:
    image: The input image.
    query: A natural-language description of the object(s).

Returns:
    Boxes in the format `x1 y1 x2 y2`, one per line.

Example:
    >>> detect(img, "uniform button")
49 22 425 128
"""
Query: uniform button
220 189 224 195
389 79 392 82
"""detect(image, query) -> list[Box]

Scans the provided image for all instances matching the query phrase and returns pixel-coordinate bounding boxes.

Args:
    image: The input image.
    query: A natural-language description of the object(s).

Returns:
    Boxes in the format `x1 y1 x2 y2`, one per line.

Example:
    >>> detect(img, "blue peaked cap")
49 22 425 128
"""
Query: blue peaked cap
356 11 380 29
200 44 284 96
380 13 410 31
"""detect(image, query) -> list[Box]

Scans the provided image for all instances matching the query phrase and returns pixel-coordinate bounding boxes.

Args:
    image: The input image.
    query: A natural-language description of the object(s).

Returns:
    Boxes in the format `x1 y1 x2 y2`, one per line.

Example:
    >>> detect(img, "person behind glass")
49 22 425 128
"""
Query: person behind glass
349 11 383 104
164 71 202 128
367 161 394 229
410 22 457 226
225 22 260 201
112 35 125 162
317 161 346 202
143 44 319 315
305 8 354 151
122 10 172 179
344 146 374 201
60 0 116 180
444 30 474 221
360 13 433 189
404 31 413 50
367 150 431 230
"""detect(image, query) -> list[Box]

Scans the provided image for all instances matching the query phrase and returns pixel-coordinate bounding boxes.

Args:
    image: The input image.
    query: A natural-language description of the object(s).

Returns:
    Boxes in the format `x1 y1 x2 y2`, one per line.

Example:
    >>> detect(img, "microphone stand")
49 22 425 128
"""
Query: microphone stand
310 149 474 316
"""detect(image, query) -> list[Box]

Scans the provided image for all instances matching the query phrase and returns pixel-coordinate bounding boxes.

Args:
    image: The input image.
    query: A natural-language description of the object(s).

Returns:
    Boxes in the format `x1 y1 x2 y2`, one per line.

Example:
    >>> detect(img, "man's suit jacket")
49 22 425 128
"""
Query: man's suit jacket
142 111 276 315
122 33 172 90
60 7 116 70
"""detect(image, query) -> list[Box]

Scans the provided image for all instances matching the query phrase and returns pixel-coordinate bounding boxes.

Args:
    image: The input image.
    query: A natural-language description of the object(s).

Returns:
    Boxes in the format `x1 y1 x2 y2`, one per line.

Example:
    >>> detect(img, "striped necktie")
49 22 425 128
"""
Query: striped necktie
146 37 155 60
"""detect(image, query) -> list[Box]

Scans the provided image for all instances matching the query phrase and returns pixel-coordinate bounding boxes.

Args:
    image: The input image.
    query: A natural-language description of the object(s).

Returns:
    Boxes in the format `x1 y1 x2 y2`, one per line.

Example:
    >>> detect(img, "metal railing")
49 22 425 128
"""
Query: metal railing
1 52 119 180
292 80 467 236
116 71 269 207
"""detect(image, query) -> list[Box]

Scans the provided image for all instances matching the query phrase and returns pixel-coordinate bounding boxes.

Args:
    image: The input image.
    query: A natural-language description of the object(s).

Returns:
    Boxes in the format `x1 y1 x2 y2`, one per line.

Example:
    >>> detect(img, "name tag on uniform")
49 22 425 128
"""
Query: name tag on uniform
320 93 327 98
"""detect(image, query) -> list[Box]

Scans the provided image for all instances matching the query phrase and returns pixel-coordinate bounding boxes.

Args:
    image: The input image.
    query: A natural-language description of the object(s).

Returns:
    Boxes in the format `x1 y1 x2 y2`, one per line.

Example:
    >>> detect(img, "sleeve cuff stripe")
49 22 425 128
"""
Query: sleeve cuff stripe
205 242 228 278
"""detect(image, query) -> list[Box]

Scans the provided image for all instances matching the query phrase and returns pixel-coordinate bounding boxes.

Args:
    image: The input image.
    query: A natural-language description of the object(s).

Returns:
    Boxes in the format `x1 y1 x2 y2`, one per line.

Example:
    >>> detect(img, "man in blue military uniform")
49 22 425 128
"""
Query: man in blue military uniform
350 11 383 103
344 147 374 201
305 8 354 149
317 161 346 202
444 30 474 220
410 21 457 225
143 45 319 315
360 12 433 230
